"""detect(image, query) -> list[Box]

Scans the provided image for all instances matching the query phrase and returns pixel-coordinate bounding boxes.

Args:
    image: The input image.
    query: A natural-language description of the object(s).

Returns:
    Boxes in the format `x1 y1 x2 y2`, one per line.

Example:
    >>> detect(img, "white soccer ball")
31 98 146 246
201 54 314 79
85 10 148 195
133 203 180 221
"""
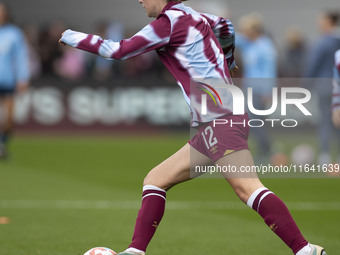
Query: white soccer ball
83 247 117 255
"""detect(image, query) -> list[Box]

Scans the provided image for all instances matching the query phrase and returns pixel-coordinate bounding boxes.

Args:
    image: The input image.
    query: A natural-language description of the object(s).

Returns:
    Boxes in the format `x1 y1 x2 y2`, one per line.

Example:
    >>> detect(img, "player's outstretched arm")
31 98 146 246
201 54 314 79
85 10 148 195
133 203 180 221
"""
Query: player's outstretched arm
58 16 171 61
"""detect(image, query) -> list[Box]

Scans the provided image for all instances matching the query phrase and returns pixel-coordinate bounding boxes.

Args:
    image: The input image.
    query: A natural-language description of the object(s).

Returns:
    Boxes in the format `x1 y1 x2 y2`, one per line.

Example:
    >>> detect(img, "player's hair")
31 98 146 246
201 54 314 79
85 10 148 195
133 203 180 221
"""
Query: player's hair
238 13 264 35
324 11 340 26
0 2 11 23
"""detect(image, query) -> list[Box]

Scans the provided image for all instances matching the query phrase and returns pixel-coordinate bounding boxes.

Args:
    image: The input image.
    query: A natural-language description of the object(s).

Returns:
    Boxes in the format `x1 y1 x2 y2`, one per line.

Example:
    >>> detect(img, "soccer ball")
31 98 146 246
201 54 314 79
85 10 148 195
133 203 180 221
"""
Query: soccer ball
83 247 117 255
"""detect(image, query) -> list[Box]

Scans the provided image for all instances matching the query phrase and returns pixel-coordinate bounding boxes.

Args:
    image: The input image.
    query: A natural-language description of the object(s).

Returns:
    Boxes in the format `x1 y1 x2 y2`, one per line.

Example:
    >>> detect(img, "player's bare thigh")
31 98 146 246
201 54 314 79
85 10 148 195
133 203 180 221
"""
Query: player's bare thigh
143 143 211 191
215 149 264 203
3 96 15 130
0 96 4 130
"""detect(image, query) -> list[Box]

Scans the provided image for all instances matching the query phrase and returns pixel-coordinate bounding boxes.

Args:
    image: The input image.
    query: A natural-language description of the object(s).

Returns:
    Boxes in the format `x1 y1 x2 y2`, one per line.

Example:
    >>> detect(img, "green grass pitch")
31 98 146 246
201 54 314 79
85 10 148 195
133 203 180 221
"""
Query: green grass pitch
0 134 339 255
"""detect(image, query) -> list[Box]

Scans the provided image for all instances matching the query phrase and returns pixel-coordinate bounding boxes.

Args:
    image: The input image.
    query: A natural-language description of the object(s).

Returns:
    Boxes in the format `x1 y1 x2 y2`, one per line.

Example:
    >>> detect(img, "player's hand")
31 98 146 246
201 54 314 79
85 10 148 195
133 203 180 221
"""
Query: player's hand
229 66 239 78
59 32 66 46
16 82 29 94
332 109 340 129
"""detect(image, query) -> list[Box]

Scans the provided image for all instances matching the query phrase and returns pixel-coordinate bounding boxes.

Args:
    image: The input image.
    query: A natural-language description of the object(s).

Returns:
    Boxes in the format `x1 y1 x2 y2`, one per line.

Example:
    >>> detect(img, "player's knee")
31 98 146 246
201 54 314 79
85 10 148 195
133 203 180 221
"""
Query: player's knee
232 184 252 203
143 172 170 191
142 173 153 187
4 112 15 130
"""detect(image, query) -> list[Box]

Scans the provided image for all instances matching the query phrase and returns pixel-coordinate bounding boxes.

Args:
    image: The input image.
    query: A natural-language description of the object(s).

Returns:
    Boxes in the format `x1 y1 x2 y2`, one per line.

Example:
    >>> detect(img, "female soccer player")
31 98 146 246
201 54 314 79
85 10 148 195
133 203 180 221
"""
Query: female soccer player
0 2 29 159
59 1 326 254
333 49 340 128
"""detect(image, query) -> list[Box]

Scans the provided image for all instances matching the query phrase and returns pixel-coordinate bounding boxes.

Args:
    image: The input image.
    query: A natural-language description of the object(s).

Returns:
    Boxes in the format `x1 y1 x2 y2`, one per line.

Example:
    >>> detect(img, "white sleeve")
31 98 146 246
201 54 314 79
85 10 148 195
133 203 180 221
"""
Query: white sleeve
61 16 171 60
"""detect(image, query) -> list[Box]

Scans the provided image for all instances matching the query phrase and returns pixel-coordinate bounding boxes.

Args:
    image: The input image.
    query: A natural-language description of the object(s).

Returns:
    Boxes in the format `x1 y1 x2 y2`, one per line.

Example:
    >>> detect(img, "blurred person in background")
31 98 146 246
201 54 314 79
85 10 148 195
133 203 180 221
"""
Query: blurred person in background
55 42 86 81
0 2 30 159
305 11 340 164
281 27 307 78
122 50 156 78
236 13 277 161
23 24 42 79
38 20 66 76
332 49 340 130
91 21 124 81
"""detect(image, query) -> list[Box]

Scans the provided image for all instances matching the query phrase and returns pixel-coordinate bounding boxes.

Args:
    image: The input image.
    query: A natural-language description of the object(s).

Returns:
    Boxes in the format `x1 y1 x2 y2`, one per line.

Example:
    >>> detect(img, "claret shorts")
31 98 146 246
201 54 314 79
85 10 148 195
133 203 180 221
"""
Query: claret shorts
190 113 250 163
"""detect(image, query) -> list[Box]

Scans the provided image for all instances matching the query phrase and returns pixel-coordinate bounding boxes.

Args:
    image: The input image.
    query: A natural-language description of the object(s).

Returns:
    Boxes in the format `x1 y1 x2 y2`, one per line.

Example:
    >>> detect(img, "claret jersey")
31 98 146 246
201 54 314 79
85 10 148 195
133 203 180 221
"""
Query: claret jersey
61 1 237 126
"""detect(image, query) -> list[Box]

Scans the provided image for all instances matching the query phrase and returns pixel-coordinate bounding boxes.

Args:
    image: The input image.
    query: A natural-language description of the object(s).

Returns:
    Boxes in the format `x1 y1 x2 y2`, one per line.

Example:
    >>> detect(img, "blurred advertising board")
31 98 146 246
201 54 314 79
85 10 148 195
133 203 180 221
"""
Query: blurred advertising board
14 77 190 132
